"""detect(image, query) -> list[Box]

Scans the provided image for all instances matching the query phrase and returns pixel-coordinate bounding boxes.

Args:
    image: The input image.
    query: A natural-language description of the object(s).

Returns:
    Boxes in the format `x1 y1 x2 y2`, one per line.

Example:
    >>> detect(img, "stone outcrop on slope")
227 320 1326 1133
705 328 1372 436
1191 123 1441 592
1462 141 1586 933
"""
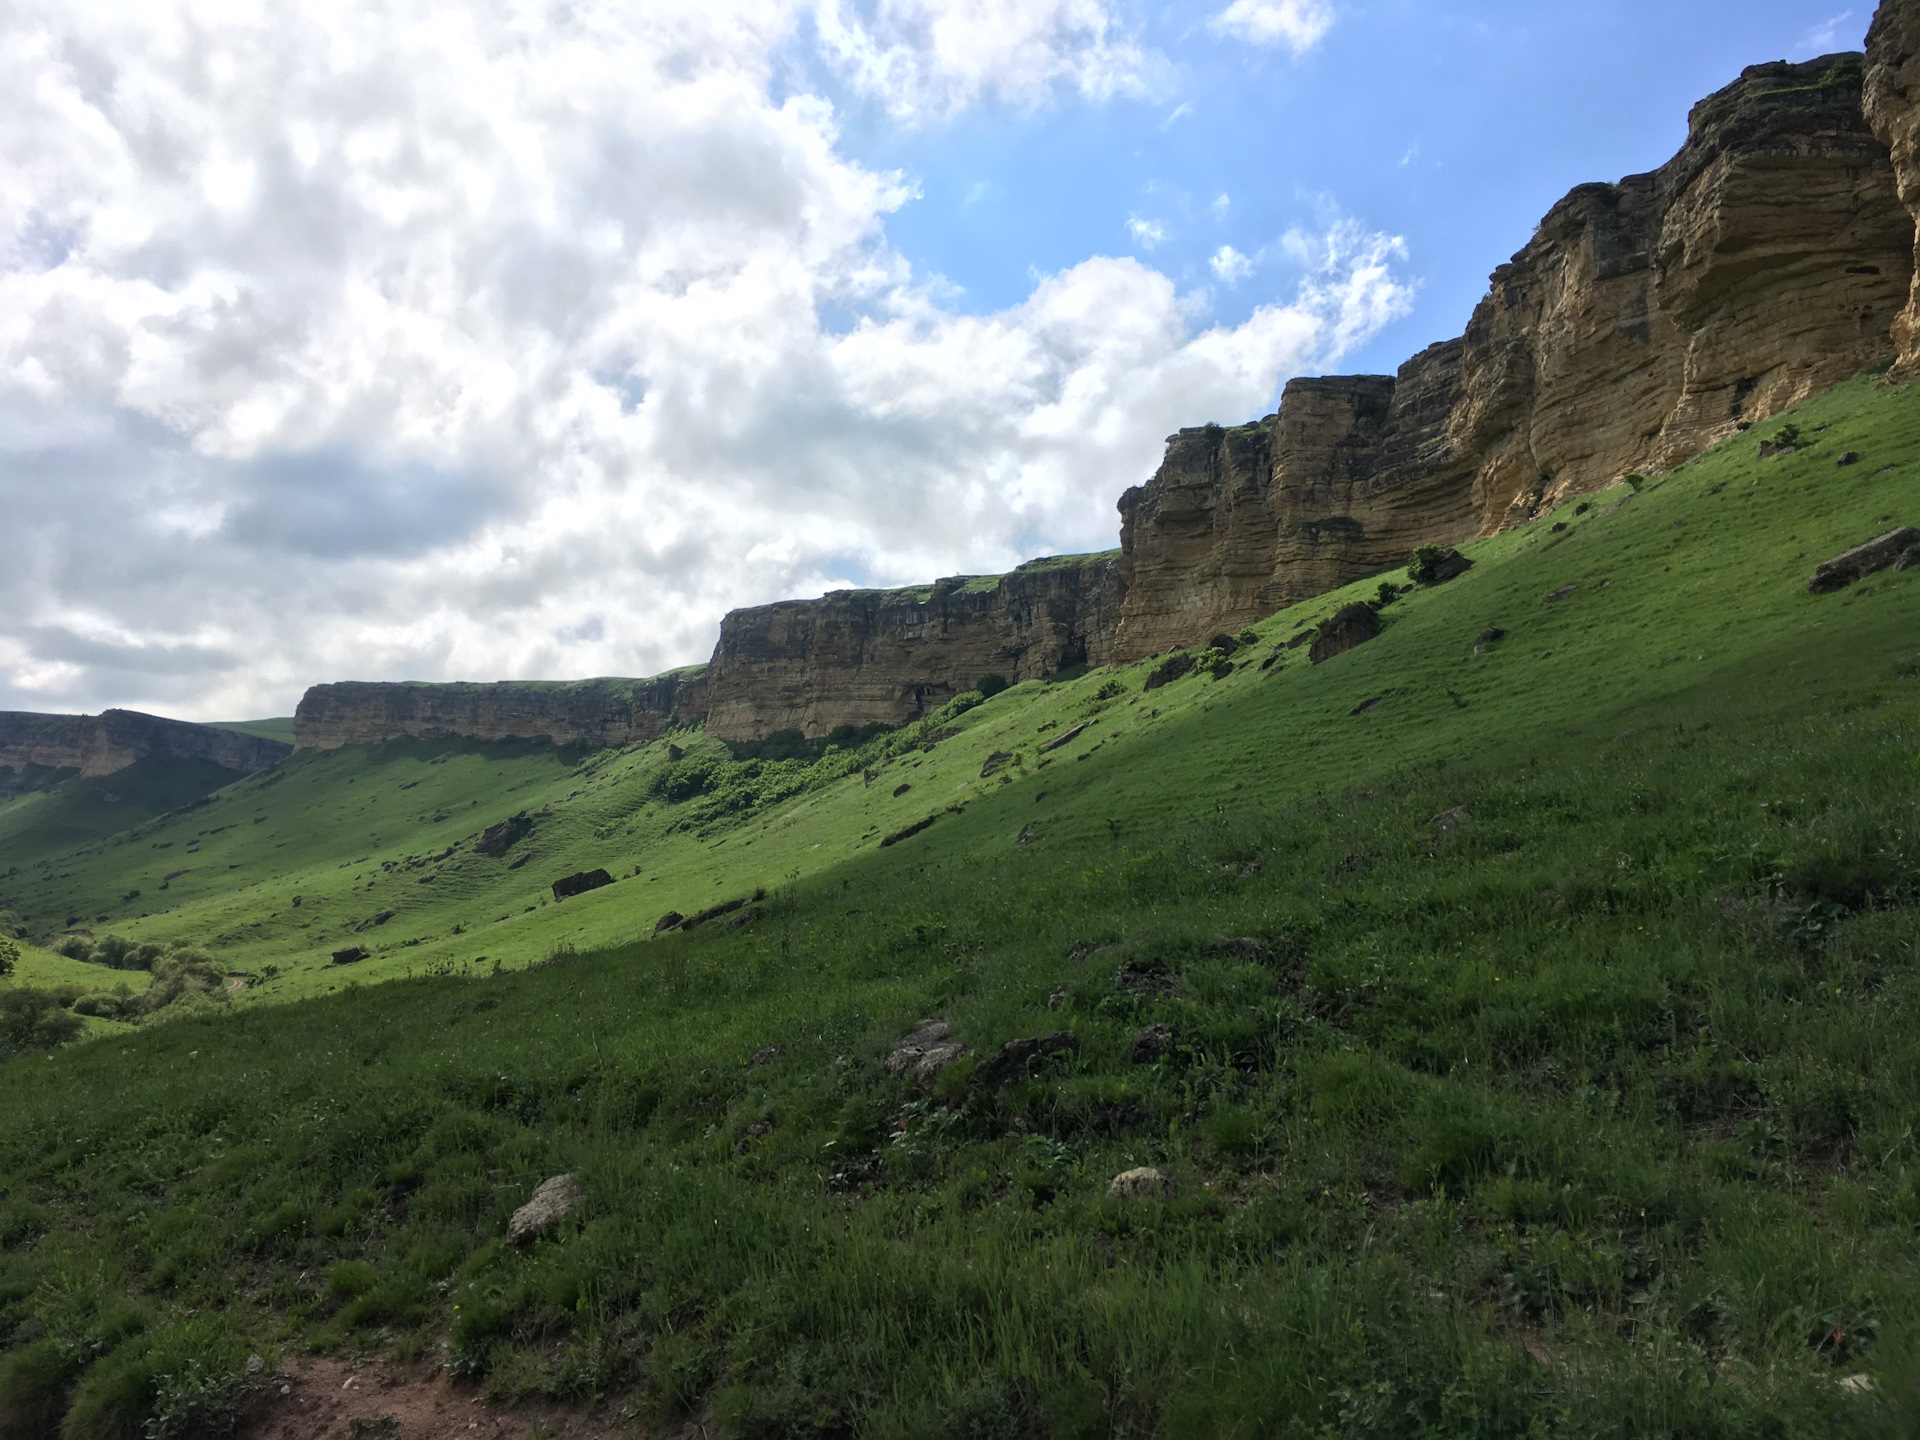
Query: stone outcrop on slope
1113 51 1914 659
293 674 708 751
1868 0 1920 376
700 554 1121 742
0 709 290 782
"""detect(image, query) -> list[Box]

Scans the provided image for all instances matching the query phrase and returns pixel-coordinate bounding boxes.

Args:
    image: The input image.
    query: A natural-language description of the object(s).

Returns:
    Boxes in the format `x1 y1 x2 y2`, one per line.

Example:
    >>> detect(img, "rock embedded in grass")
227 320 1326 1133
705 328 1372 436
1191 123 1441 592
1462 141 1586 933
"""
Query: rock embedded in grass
973 1031 1079 1088
1108 1167 1174 1200
1808 526 1920 592
1308 604 1381 665
886 1020 971 1092
507 1173 584 1245
550 869 614 901
1129 1023 1176 1063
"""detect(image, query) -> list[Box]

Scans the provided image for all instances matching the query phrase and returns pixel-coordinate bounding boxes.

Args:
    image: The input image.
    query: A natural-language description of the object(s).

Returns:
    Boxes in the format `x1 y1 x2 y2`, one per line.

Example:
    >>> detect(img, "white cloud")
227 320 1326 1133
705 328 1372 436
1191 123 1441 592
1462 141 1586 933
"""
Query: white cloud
1210 245 1253 283
0 0 1408 720
1209 0 1335 53
1127 217 1167 250
1793 9 1856 56
1210 193 1231 220
813 0 1166 120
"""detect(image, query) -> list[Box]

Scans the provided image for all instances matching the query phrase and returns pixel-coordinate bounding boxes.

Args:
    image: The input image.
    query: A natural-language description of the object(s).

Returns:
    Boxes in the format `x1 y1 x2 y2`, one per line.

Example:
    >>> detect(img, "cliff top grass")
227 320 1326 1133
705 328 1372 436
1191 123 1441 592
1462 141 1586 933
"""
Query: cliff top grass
209 717 296 745
1 373 1918 1436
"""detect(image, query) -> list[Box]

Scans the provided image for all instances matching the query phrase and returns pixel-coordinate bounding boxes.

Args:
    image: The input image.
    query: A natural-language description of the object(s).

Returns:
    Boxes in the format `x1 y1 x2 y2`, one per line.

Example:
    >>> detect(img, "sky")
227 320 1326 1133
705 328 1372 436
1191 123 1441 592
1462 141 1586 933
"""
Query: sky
0 0 1877 721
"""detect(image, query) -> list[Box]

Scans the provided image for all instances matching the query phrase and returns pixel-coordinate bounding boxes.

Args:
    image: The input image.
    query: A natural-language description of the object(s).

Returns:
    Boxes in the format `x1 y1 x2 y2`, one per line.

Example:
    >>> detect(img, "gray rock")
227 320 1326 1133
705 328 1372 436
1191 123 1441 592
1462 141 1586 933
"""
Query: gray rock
1309 603 1382 665
1808 527 1920 593
1107 1167 1174 1200
910 1044 970 1092
551 869 614 902
507 1173 584 1244
886 1020 970 1091
1895 547 1917 573
1130 1023 1176 1064
974 1031 1079 1087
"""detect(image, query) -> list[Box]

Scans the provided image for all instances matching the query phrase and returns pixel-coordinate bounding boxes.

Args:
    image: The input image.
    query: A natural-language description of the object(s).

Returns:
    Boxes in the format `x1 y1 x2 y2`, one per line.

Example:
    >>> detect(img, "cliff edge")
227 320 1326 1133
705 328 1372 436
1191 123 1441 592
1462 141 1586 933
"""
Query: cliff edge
0 709 291 785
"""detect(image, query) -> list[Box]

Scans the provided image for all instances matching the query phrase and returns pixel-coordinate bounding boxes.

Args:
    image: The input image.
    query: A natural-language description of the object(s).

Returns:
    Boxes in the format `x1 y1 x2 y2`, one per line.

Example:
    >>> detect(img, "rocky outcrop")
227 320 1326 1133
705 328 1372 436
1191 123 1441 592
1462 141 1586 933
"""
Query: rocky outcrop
293 673 708 751
1808 526 1920 590
0 709 289 782
700 553 1121 742
1869 0 1920 376
1114 50 1914 659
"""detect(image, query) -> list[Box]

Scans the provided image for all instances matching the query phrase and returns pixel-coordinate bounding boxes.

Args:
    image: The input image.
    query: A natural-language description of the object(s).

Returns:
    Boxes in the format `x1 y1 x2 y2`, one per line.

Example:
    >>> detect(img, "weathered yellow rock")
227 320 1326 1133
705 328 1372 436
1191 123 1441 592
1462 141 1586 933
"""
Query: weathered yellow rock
292 674 707 751
1868 0 1920 376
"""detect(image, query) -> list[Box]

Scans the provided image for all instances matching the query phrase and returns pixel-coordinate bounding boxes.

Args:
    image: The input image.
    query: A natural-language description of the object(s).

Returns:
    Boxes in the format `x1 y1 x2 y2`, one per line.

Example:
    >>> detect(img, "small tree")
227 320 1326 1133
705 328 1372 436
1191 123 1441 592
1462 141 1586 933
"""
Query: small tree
1407 546 1448 586
0 937 17 981
977 674 1010 699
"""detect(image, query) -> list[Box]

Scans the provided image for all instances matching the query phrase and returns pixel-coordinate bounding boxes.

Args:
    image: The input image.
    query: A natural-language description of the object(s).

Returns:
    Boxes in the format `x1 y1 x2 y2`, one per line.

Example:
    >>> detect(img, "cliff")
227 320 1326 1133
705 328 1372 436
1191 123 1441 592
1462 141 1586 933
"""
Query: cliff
1114 49 1915 658
701 553 1122 742
0 709 291 783
292 673 709 751
1868 0 1920 376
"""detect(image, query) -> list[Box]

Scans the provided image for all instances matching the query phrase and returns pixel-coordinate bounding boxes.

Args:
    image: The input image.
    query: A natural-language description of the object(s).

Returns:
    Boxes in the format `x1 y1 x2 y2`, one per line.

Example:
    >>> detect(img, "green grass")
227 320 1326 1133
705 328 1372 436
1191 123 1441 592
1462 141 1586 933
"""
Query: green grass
209 717 297 745
1 373 1918 1436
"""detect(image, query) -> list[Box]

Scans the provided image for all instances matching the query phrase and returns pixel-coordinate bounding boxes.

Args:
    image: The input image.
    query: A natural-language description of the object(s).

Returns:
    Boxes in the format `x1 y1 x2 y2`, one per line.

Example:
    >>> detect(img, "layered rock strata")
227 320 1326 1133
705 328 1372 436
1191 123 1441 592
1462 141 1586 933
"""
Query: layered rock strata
0 709 290 780
700 554 1122 742
293 674 708 751
1868 0 1920 375
1114 50 1914 658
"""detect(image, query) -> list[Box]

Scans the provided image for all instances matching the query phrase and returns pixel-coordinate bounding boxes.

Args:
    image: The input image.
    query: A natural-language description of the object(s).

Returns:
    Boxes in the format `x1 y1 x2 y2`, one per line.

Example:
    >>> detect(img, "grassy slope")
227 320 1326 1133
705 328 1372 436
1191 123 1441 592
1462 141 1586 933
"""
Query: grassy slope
210 718 297 745
0 754 262 864
1 375 1918 1436
2 375 1914 1008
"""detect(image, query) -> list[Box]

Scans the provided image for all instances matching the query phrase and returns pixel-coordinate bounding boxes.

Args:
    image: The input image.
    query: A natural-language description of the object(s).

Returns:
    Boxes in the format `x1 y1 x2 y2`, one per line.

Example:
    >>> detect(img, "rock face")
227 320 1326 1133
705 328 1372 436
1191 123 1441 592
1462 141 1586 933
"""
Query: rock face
0 709 290 782
1808 526 1920 590
700 554 1122 742
1869 0 1920 376
1113 51 1914 659
293 673 708 751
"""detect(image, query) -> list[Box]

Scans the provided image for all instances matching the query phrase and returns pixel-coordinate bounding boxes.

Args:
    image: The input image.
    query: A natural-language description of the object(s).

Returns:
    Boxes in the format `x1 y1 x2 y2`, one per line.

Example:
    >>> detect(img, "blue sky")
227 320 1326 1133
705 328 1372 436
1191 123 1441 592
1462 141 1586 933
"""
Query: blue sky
832 0 1870 389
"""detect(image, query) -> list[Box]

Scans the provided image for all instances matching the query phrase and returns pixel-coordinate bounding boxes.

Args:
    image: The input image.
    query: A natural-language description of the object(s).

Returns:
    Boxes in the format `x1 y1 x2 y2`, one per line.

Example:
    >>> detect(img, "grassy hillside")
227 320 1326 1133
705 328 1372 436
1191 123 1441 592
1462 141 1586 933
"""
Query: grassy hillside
210 717 297 745
0 754 267 863
0 372 1917 1436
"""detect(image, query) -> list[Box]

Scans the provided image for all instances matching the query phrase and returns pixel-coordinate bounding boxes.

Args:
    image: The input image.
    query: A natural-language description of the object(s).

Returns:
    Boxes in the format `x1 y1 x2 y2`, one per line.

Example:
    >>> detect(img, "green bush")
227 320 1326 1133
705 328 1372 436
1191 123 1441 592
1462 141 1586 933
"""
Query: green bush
976 674 1010 699
59 1321 249 1440
0 989 85 1061
1406 546 1448 584
0 937 16 980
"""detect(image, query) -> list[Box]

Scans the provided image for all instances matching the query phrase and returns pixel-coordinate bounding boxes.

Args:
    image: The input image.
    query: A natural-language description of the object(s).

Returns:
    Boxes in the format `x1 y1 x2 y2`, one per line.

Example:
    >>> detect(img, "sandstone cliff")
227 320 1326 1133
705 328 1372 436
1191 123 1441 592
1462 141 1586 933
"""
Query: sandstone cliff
1114 50 1914 659
292 673 709 751
701 553 1122 742
0 709 291 783
1868 0 1920 376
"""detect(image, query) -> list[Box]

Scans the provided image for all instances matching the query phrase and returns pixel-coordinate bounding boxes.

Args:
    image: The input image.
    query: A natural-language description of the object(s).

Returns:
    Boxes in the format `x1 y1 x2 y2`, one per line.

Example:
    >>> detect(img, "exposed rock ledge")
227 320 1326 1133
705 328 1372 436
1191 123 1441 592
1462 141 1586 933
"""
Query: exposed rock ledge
293 673 709 751
0 709 290 782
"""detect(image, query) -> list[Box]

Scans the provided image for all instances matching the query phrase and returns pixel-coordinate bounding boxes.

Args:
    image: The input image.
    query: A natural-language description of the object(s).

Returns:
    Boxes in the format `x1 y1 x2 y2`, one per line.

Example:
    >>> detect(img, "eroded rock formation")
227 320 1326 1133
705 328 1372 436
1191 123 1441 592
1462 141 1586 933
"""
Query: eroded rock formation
1868 0 1920 375
699 554 1121 742
0 709 289 783
293 674 708 751
1114 50 1914 658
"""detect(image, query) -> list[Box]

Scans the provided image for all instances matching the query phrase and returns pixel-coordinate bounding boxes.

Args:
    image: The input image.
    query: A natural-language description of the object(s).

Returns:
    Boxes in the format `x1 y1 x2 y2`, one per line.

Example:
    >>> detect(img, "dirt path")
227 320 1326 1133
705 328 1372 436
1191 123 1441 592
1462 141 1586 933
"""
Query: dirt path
237 1356 645 1439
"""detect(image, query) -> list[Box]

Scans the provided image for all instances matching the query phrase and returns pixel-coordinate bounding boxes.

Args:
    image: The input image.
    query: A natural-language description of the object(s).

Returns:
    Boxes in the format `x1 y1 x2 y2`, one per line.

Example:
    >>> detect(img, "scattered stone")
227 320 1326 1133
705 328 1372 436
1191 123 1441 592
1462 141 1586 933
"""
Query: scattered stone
1115 960 1183 996
1108 1167 1174 1200
885 1020 970 1092
507 853 532 870
1474 626 1507 655
1130 1023 1176 1063
1838 1373 1875 1395
1017 823 1036 846
245 1355 265 1376
1551 522 1567 533
1309 603 1382 665
1067 940 1114 965
1430 806 1473 829
681 897 749 930
980 751 1015 778
1039 722 1091 753
726 905 765 931
654 911 685 933
507 1173 584 1245
352 910 396 932
1217 936 1273 966
1047 985 1068 1011
974 1030 1080 1087
1545 584 1580 603
1207 633 1241 652
881 815 940 848
1349 693 1392 717
1573 502 1592 515
475 812 533 856
1285 628 1316 650
1415 547 1475 584
1836 451 1861 467
667 744 685 762
1808 527 1919 593
551 869 614 902
893 782 911 797
1894 548 1917 573
745 1121 771 1138
1757 440 1798 459
748 1043 786 1068
331 946 368 965
1143 654 1196 690
1087 1234 1118 1267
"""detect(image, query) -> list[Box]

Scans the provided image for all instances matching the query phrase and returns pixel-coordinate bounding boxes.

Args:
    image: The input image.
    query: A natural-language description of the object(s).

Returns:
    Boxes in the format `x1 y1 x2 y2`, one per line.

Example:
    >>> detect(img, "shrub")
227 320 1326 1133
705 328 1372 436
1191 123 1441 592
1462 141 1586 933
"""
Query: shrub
54 936 93 963
1625 473 1649 493
0 989 85 1061
0 1339 83 1439
60 1321 250 1440
1406 546 1448 585
976 674 1010 699
0 937 16 980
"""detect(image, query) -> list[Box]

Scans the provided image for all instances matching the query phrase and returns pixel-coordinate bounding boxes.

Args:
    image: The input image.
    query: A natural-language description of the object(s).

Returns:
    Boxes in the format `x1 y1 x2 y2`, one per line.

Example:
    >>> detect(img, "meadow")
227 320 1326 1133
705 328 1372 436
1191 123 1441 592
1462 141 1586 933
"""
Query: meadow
0 371 1917 1436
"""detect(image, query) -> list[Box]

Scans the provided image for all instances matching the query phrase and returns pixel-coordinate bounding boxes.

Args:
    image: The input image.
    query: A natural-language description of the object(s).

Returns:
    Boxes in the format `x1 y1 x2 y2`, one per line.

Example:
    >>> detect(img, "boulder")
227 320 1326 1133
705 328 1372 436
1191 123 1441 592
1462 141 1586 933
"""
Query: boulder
681 897 749 929
980 751 1014 778
1107 1167 1174 1200
475 812 533 856
1130 1023 1176 1064
1474 626 1506 654
1809 527 1920 593
507 1173 584 1245
973 1031 1080 1087
1837 451 1862 467
551 869 614 902
330 946 367 965
1424 548 1474 584
1308 604 1381 665
1115 960 1183 996
886 1020 970 1091
654 911 685 933
1142 654 1195 691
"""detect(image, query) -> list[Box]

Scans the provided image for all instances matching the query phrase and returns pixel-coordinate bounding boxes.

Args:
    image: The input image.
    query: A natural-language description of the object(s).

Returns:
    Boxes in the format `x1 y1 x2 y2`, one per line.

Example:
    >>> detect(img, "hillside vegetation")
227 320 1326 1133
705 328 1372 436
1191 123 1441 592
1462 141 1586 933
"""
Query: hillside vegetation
0 372 1918 1436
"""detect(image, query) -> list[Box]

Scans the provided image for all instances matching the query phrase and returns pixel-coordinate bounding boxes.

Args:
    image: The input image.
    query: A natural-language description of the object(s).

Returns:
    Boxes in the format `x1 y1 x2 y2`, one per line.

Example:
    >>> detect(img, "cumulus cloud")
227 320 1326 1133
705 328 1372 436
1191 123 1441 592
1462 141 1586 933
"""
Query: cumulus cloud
1210 245 1254 283
1209 0 1335 53
1127 217 1167 250
0 0 1408 720
812 0 1165 119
